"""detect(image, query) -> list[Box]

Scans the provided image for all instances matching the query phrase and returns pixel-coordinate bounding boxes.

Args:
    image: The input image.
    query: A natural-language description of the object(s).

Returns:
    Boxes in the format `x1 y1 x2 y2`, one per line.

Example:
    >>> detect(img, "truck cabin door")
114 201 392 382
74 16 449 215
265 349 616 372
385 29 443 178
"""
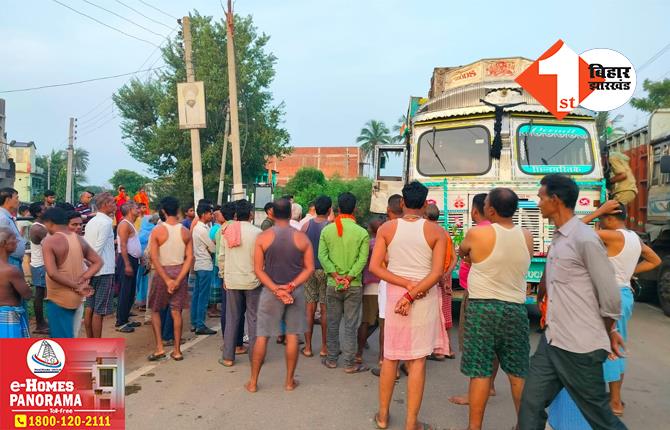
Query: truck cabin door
371 145 406 213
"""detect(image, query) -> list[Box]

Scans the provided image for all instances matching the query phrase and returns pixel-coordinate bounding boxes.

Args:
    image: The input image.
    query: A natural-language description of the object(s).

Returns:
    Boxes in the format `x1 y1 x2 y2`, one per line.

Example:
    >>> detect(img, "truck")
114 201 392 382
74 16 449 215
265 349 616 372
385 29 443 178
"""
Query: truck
370 57 607 302
607 109 670 315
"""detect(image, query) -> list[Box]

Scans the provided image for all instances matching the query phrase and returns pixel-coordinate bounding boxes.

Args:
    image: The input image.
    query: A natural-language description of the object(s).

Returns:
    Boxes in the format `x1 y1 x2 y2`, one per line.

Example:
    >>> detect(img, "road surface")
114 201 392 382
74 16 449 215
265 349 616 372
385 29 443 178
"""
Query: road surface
120 303 670 429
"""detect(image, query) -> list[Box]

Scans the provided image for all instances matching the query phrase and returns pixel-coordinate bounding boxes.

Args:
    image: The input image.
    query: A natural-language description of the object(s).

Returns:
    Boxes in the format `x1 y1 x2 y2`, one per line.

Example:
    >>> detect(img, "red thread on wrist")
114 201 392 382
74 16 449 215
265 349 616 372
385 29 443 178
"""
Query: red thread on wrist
404 292 414 303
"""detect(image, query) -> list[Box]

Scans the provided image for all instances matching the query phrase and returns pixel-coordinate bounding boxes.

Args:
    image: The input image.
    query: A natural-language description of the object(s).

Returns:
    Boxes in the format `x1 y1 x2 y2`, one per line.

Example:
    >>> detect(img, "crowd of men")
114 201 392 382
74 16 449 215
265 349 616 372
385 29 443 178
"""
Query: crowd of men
0 172 659 430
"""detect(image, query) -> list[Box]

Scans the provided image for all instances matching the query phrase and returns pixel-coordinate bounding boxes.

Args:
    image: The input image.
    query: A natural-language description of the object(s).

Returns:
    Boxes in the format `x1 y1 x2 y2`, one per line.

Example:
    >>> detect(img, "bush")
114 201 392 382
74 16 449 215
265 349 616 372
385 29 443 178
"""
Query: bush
278 168 373 223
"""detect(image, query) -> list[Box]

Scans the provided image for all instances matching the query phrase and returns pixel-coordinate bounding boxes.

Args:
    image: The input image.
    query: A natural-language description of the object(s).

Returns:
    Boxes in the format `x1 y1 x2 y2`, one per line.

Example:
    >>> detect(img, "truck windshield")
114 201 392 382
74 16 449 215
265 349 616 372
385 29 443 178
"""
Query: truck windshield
517 124 594 174
417 126 490 176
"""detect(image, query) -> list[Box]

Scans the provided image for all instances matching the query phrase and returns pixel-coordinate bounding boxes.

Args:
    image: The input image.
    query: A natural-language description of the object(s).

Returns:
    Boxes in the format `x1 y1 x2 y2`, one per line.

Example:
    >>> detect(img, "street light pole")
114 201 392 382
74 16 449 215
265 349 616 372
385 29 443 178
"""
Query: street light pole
225 0 244 199
181 16 205 203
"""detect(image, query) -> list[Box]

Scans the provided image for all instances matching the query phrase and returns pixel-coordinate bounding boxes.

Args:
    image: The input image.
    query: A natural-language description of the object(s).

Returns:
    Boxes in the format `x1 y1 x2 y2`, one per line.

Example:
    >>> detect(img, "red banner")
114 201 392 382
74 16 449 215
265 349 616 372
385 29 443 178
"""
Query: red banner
0 339 125 429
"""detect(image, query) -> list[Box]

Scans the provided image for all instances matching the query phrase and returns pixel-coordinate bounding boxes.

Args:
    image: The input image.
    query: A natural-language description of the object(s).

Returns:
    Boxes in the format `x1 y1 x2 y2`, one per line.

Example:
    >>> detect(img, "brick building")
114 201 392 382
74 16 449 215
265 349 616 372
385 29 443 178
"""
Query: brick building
266 146 363 186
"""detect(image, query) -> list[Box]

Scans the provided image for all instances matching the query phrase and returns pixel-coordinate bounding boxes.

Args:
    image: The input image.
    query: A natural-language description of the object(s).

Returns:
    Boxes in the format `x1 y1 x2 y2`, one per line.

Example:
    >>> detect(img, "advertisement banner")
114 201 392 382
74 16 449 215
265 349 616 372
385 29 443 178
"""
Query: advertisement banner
0 339 125 430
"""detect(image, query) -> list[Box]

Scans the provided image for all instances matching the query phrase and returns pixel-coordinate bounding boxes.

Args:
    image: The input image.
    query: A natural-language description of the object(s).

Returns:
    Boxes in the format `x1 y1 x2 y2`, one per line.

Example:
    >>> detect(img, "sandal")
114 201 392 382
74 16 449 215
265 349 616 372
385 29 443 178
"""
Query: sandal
170 352 184 361
345 364 369 374
321 358 337 369
300 347 314 358
218 358 234 367
147 352 166 361
427 353 446 362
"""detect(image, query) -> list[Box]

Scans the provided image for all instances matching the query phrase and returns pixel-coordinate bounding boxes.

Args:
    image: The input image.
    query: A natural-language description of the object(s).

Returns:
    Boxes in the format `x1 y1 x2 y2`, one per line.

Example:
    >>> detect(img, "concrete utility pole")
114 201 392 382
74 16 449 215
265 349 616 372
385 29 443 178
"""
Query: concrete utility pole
65 117 75 203
46 156 51 189
181 16 205 203
217 105 230 206
225 0 244 199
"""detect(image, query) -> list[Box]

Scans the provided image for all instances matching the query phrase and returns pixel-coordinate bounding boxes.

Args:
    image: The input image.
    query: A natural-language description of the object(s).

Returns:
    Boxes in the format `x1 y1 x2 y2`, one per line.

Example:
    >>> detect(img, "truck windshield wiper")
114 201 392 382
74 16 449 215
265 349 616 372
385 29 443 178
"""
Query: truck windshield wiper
523 120 533 165
541 136 580 165
427 127 448 173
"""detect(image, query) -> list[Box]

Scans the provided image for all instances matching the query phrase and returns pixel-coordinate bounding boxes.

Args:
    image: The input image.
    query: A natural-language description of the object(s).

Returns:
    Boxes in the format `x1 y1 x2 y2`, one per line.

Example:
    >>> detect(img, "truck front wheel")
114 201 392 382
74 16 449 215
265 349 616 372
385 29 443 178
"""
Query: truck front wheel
658 258 670 317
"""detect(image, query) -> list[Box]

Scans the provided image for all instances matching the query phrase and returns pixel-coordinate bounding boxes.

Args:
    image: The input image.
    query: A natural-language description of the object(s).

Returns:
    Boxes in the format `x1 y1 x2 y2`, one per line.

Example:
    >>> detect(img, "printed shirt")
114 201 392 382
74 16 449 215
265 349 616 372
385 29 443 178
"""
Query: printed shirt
318 218 370 287
0 207 26 261
83 212 115 275
544 216 621 354
74 202 93 233
193 222 216 271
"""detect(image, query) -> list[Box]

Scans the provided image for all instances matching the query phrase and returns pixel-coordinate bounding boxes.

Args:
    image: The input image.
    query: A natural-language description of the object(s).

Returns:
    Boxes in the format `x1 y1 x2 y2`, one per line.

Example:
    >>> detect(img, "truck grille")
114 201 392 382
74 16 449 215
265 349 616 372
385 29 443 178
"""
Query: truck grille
513 204 542 255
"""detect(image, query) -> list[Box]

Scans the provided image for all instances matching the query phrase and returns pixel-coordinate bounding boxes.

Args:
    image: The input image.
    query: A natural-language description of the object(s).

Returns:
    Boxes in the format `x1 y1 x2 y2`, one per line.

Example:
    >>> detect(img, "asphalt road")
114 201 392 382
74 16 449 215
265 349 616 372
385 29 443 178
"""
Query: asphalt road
121 303 670 430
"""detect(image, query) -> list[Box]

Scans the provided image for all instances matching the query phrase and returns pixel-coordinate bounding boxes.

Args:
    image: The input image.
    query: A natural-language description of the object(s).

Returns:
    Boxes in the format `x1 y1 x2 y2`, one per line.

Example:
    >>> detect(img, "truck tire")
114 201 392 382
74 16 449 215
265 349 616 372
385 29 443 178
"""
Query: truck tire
658 259 670 317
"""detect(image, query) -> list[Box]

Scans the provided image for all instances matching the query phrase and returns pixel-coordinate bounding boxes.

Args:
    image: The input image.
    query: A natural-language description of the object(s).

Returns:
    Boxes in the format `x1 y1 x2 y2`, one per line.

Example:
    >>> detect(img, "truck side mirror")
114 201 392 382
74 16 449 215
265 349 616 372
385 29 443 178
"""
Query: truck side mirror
661 155 670 174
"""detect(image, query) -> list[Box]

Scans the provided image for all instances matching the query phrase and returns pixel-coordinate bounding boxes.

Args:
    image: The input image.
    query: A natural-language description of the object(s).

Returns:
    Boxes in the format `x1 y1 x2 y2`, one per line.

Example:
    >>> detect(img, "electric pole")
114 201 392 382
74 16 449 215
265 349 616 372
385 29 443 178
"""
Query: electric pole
46 156 51 189
181 16 205 203
225 0 244 199
217 105 230 206
65 117 75 203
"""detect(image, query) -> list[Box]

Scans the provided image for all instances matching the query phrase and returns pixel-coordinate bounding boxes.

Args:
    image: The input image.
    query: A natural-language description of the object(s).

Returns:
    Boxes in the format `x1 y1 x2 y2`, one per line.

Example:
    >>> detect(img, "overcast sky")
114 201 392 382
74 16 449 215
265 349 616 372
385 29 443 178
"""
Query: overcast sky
1 0 668 185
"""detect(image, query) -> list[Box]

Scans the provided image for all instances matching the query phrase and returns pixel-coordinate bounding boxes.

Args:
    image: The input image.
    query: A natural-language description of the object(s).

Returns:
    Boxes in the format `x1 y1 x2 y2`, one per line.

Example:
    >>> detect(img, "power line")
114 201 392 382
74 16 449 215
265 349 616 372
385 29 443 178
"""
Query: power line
51 0 160 48
79 110 118 132
78 97 112 119
0 66 165 93
637 42 670 72
137 0 178 21
78 103 116 126
81 0 165 37
78 115 119 139
114 0 173 31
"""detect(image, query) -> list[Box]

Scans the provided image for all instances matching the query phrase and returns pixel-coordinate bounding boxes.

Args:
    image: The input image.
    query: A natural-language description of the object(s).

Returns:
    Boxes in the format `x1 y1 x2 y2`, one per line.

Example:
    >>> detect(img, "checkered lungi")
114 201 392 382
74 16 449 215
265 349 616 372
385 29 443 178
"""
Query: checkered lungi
439 273 453 330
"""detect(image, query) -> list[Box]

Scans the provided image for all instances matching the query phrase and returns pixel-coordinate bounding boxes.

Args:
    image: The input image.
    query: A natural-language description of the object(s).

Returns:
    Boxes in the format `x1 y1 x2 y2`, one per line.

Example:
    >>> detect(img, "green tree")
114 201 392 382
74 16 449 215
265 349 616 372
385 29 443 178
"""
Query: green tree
279 168 373 223
356 120 391 162
595 112 625 150
109 169 151 196
630 78 670 112
36 148 92 201
113 12 290 204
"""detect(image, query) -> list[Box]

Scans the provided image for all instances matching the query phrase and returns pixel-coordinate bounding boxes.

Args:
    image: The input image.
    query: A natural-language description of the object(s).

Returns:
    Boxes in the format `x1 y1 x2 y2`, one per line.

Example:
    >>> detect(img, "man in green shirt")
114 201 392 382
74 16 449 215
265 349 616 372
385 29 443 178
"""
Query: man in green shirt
319 192 370 373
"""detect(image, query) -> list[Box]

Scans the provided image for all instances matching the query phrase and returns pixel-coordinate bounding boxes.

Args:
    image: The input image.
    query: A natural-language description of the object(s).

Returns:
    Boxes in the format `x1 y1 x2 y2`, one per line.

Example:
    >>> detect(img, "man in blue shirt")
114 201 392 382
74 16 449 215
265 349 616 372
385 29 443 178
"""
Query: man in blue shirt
0 188 26 273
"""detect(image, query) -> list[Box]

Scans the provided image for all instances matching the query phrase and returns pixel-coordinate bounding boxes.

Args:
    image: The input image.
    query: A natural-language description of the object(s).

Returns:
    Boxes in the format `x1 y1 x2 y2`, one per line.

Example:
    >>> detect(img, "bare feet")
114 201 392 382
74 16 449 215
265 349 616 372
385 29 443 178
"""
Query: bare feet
244 381 257 393
285 379 299 391
448 388 496 405
374 412 388 429
235 346 248 355
448 395 469 405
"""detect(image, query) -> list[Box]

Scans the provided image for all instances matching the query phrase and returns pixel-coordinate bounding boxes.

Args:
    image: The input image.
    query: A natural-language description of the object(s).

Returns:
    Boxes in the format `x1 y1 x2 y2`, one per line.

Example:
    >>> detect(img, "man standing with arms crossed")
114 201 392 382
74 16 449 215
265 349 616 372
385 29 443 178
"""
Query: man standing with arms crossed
371 182 448 430
220 199 262 367
116 202 142 333
458 188 534 430
319 192 370 373
519 174 627 430
42 207 102 338
246 198 314 393
84 192 117 338
148 197 193 361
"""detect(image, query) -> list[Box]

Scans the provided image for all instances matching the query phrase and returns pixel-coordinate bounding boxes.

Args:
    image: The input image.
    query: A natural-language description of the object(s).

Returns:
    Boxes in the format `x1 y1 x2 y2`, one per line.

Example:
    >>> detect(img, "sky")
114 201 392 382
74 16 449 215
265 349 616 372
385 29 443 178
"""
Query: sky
1 0 669 186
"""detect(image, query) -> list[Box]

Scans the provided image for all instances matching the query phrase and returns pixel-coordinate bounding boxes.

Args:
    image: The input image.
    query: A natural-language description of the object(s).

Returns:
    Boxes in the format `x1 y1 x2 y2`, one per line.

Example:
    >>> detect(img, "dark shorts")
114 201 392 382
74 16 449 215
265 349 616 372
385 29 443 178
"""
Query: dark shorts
85 274 116 316
256 285 306 337
30 265 46 288
362 295 379 325
461 299 530 378
304 269 327 304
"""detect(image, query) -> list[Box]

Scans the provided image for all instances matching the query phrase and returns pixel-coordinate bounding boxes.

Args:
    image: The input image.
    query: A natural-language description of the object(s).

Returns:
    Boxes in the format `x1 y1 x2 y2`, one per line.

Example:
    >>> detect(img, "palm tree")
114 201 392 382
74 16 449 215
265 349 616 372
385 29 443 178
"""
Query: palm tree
72 147 90 182
391 115 408 144
356 120 391 162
